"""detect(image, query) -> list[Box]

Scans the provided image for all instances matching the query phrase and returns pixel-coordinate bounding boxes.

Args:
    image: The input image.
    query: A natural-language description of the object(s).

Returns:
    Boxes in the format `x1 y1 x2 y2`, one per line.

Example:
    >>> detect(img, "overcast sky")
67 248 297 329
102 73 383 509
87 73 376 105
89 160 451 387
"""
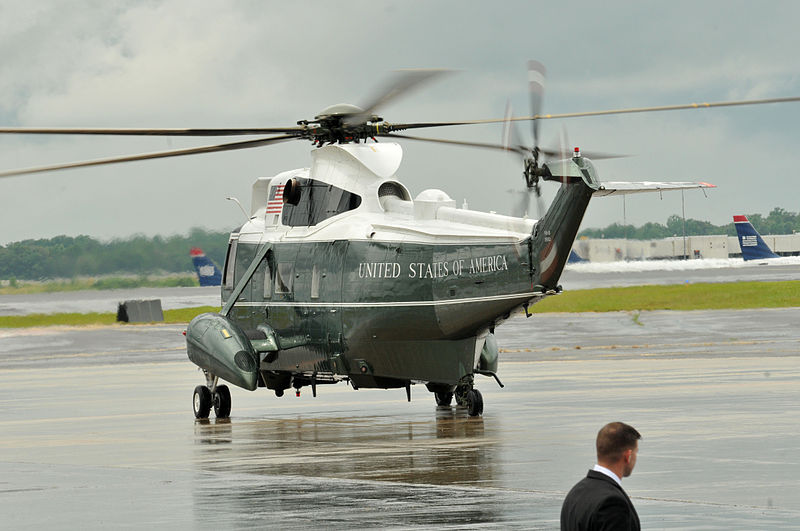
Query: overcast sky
2 0 799 244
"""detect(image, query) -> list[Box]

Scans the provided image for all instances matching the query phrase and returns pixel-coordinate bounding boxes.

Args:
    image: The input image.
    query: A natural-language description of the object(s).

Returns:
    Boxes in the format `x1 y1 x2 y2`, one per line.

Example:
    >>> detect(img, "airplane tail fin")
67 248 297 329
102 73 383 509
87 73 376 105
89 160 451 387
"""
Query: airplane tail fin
734 215 779 260
567 249 587 263
190 247 223 286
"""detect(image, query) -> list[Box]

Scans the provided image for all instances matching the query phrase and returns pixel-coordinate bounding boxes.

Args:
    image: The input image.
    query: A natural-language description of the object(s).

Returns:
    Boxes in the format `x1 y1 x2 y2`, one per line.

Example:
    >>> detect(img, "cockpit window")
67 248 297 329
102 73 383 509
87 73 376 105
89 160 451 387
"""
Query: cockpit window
223 239 238 289
281 178 361 227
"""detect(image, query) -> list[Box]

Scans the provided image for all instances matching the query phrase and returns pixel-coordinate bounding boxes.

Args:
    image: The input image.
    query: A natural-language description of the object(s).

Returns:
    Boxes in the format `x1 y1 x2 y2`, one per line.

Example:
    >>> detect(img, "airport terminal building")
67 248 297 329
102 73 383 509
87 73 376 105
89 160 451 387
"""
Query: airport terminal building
572 233 800 261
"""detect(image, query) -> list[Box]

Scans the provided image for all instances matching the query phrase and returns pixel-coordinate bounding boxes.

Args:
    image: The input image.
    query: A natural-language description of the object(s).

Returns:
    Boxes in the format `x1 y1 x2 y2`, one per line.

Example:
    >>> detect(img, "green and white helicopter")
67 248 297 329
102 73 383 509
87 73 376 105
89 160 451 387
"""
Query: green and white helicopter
2 64 796 418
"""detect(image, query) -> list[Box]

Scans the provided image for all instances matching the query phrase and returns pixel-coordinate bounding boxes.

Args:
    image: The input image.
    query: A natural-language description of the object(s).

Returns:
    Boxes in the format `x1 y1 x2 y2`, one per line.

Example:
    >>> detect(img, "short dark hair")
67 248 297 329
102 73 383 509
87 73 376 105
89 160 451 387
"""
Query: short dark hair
596 422 641 462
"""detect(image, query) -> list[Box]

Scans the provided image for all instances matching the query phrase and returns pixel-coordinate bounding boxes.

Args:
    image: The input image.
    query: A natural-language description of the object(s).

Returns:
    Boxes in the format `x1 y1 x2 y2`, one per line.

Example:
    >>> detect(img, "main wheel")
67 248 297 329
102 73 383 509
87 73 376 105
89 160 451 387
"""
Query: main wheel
213 385 232 419
193 385 212 419
466 389 484 417
435 391 454 406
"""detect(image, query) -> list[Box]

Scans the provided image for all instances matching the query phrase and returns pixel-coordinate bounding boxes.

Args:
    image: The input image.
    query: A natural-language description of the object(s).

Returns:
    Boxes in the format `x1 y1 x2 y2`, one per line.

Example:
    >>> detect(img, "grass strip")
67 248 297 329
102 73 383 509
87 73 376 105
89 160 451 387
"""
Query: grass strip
531 280 800 313
1 281 799 328
0 275 198 295
0 306 220 328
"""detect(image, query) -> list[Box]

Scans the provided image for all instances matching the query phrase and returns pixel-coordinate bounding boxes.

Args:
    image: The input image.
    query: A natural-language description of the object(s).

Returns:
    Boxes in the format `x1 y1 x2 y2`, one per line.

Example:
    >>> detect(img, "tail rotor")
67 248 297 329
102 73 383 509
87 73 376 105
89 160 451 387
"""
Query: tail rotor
505 60 550 218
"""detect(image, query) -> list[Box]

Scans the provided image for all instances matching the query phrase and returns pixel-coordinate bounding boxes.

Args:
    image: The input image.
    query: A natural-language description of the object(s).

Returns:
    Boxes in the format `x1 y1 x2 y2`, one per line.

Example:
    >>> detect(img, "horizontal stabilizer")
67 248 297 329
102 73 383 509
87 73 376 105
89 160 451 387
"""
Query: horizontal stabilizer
593 181 716 197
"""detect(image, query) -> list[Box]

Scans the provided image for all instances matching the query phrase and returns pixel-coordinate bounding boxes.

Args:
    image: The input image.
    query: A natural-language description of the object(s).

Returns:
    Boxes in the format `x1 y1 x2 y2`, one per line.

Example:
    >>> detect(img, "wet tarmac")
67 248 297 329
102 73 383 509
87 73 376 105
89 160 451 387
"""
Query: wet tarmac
0 286 220 316
2 308 799 528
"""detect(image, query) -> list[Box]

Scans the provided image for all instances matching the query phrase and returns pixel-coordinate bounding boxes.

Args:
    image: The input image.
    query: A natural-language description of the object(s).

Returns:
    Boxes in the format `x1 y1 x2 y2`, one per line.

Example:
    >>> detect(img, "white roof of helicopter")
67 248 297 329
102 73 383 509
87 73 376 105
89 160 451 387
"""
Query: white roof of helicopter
239 142 536 245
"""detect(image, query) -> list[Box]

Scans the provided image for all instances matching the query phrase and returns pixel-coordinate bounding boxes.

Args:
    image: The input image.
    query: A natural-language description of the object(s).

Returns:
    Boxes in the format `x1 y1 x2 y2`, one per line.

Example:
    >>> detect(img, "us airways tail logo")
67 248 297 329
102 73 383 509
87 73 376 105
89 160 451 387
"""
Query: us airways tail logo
733 215 779 261
190 247 223 286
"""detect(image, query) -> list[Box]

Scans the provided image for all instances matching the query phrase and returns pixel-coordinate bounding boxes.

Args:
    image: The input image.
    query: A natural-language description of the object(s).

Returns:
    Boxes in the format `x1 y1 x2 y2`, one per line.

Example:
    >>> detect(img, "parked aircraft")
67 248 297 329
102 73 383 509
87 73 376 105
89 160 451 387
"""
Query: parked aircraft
190 247 222 286
567 249 587 263
734 215 780 260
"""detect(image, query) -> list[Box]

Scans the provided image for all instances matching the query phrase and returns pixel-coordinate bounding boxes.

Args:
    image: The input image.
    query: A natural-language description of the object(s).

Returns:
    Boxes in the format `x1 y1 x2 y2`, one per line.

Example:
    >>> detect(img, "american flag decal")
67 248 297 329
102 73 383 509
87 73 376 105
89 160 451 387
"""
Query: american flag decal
266 184 285 214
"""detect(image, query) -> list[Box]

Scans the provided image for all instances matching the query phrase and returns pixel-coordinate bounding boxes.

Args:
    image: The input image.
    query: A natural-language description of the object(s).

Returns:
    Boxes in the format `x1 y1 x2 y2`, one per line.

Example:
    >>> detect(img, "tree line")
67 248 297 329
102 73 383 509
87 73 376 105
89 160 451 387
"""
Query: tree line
578 207 800 240
1 227 230 281
1 208 798 281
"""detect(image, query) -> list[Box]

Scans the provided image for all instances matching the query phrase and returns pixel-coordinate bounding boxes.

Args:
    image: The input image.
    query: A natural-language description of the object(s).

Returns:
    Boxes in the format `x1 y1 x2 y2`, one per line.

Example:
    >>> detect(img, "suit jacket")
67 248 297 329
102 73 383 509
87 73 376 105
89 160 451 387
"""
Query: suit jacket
560 469 640 531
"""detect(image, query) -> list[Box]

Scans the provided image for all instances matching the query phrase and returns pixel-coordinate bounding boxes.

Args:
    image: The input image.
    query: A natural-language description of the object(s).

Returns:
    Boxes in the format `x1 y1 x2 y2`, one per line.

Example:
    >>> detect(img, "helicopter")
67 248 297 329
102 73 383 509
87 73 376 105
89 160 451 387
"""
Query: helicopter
1 64 797 418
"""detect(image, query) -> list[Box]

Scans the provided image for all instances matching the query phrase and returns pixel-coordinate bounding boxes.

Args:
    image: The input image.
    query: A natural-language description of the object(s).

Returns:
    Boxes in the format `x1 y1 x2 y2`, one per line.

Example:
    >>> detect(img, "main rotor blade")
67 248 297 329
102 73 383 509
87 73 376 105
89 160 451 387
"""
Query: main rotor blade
3 95 797 139
455 95 800 126
347 69 451 125
382 133 527 155
384 133 624 160
0 126 303 136
0 135 297 178
526 95 800 121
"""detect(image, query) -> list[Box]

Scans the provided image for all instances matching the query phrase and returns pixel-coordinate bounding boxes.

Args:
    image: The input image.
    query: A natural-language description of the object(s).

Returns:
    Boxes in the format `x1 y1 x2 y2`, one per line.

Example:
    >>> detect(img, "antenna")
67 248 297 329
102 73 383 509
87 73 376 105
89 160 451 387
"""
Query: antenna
226 196 250 222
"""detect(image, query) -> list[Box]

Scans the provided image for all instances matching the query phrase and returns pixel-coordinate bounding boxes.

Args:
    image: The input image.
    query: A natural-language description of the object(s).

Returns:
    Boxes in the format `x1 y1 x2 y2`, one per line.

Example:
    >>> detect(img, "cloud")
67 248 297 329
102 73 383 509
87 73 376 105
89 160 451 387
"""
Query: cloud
1 0 799 244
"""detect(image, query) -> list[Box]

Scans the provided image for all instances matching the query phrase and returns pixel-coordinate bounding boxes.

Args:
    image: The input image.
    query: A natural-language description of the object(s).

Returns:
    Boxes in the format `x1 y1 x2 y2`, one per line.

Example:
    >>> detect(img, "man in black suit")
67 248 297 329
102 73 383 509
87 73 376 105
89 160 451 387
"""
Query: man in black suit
561 422 642 531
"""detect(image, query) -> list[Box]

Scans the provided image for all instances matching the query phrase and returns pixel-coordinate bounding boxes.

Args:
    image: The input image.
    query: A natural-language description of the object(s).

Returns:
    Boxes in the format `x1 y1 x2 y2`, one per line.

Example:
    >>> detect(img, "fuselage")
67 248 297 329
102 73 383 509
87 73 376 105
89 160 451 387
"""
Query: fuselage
187 141 596 395
220 143 549 389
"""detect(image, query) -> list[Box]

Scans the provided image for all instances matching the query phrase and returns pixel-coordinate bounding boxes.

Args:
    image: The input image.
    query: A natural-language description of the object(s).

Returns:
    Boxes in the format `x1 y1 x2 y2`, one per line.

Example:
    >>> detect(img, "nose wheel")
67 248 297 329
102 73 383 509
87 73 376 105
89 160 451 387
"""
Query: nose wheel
193 372 232 419
193 385 212 419
212 385 231 418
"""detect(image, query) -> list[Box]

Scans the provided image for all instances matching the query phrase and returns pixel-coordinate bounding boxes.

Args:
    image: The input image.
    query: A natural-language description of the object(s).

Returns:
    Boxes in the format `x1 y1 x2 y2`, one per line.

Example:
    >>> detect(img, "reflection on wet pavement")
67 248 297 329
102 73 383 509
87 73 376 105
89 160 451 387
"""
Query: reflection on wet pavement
2 308 800 528
189 411 561 529
193 411 489 485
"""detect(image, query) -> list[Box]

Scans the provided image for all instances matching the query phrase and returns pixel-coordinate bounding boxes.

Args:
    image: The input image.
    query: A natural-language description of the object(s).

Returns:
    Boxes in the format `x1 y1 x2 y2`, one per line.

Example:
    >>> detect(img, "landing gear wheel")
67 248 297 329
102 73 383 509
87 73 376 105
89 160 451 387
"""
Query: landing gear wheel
435 391 454 406
193 385 212 419
466 389 484 417
213 385 232 419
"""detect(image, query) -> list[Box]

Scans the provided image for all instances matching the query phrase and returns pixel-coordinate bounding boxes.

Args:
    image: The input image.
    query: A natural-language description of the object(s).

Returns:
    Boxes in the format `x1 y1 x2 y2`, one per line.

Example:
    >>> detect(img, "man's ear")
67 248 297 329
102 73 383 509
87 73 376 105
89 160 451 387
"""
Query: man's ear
623 449 632 463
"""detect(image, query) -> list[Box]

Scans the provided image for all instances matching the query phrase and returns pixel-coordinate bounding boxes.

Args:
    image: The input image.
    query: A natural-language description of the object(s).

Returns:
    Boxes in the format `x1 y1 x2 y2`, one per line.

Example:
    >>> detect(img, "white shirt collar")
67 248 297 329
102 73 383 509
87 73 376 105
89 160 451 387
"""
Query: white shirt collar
593 464 622 487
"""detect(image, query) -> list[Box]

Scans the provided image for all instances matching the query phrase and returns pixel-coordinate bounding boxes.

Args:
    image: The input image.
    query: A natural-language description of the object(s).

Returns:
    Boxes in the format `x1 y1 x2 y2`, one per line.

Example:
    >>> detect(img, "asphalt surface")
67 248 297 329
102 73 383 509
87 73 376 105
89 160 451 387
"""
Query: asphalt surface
2 306 799 528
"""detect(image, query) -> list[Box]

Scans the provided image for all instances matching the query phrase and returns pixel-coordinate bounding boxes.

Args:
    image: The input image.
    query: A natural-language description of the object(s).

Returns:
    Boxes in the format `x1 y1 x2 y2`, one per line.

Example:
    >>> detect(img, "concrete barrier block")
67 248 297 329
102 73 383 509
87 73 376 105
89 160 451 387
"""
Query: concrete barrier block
117 299 164 323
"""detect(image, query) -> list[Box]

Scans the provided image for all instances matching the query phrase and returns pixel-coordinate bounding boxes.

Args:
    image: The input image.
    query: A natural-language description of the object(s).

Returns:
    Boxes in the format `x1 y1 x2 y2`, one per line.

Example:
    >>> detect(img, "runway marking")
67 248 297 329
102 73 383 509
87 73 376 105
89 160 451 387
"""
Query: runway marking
14 346 185 362
0 325 186 338
0 410 189 428
500 337 800 354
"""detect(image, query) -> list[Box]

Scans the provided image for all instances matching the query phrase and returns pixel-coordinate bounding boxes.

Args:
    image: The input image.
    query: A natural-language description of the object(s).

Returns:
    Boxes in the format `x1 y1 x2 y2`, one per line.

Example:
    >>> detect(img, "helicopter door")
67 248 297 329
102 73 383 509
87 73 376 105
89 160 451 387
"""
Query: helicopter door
311 240 347 356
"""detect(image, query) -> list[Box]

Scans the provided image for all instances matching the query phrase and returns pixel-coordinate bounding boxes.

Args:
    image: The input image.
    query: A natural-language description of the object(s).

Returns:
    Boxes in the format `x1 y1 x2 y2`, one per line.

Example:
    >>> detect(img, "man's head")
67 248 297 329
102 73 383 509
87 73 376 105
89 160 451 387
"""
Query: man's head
596 422 641 478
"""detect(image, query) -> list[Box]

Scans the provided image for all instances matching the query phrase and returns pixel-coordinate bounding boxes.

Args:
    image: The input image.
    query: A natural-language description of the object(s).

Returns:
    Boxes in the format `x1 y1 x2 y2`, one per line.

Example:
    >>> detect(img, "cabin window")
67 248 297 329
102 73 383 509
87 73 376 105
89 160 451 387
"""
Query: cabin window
281 178 362 227
223 240 238 289
275 262 295 294
310 265 320 299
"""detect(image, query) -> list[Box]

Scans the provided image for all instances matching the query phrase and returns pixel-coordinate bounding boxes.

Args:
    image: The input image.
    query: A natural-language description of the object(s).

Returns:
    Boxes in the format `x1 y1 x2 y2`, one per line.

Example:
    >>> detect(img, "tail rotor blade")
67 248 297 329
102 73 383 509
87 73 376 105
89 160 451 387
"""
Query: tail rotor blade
528 60 546 150
535 190 545 219
559 125 570 186
502 101 527 154
509 188 534 218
